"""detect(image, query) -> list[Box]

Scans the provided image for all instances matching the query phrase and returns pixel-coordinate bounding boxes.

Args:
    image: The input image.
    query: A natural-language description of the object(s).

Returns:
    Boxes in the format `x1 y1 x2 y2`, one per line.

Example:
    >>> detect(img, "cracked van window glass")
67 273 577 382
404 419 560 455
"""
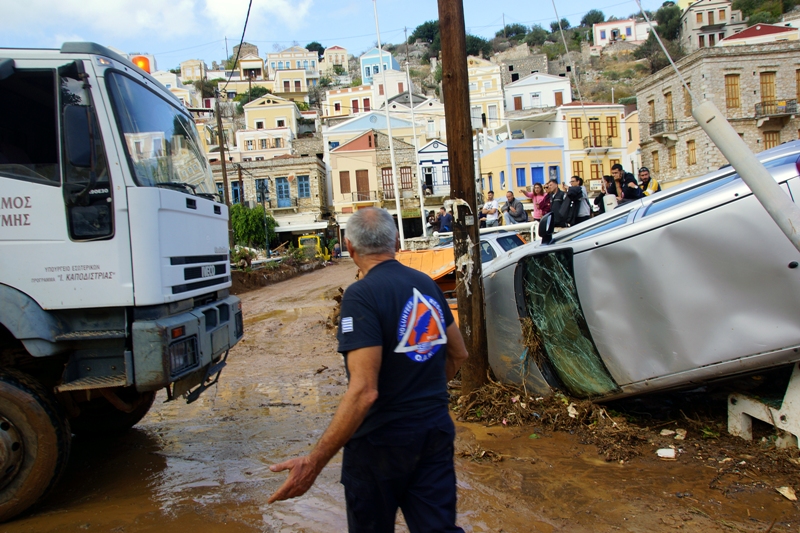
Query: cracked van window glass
520 250 618 397
105 72 215 194
0 69 59 184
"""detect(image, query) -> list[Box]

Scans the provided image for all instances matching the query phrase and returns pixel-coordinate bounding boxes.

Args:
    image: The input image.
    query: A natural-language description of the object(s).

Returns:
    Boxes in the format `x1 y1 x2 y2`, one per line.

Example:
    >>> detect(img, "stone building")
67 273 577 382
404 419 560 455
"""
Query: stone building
211 155 331 241
491 44 549 87
635 42 800 186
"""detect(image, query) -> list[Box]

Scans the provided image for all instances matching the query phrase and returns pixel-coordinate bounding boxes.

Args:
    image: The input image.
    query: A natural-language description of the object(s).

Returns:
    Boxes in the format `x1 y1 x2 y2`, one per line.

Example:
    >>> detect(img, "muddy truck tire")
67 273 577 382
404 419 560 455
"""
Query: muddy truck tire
0 369 72 522
70 389 157 436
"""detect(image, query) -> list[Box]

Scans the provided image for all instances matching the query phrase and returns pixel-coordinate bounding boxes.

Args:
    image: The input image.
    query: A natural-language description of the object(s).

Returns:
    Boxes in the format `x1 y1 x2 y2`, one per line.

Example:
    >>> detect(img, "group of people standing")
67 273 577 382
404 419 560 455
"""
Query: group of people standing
430 165 661 234
593 164 661 215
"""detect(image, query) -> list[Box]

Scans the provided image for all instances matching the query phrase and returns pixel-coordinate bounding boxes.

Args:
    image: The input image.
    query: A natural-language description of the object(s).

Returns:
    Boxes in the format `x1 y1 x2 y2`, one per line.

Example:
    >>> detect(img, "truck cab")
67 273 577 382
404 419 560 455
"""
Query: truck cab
0 43 243 521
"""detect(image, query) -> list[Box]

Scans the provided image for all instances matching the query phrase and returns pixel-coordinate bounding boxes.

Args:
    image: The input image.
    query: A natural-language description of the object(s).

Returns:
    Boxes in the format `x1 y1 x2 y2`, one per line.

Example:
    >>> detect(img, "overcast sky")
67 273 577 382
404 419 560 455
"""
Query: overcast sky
2 0 662 70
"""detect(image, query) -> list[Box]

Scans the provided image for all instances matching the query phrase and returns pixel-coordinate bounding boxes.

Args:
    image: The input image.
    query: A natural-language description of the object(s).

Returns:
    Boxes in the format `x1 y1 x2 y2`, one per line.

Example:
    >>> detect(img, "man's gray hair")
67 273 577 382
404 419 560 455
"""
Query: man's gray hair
347 208 397 255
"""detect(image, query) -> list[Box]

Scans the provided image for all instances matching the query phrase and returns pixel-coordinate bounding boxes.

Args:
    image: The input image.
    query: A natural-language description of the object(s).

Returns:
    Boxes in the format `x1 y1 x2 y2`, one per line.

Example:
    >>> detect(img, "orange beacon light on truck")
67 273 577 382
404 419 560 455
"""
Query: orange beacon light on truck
131 55 151 73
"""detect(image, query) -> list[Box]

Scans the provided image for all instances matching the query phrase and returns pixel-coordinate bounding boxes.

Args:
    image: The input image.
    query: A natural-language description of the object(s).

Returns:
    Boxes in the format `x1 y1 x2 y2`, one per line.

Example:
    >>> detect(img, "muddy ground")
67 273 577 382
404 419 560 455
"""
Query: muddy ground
6 259 800 532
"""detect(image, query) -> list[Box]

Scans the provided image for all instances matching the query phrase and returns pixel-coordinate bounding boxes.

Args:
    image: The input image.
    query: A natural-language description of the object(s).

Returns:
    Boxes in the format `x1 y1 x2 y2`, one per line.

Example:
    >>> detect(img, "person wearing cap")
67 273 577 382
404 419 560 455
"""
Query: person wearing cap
638 167 661 196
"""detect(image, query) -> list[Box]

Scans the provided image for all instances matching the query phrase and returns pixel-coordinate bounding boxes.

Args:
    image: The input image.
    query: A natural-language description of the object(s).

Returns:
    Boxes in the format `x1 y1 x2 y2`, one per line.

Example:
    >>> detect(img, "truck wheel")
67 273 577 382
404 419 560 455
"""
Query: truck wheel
70 389 156 435
0 369 71 522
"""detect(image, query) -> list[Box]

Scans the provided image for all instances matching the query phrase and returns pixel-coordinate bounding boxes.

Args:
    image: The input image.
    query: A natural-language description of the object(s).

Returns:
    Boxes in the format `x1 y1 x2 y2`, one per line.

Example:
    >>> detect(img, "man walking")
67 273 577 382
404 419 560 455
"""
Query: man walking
268 207 469 533
481 190 499 227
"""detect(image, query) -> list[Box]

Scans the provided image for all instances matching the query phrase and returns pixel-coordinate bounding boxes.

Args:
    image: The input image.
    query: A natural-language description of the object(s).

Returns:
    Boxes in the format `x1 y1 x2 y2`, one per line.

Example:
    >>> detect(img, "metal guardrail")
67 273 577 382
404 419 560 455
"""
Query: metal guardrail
350 191 379 202
649 119 677 136
582 135 612 149
755 99 797 118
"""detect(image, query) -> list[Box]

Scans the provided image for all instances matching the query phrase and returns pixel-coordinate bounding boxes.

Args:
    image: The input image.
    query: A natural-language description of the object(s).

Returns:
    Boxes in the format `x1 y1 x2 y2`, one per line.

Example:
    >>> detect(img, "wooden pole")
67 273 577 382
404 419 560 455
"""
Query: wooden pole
215 93 234 250
437 0 488 394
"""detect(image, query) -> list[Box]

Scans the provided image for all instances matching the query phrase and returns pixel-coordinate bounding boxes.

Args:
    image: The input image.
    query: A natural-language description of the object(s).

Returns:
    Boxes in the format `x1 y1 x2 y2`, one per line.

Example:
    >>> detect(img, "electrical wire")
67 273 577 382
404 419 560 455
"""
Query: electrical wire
221 0 254 93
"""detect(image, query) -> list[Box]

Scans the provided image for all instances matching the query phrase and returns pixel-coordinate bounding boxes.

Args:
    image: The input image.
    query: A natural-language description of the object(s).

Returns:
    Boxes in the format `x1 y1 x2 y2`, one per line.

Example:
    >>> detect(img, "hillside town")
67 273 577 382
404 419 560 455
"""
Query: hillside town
3 0 800 530
119 0 800 248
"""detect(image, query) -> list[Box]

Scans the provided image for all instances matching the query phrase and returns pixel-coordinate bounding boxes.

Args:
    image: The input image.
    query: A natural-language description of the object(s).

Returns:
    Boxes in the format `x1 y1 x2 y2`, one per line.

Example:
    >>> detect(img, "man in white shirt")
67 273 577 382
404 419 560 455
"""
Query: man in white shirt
481 190 499 227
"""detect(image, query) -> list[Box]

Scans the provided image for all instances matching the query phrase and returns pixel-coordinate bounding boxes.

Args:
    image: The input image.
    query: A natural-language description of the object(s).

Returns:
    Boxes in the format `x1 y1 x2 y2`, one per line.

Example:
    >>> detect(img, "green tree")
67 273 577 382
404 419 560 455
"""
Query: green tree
332 64 346 76
433 62 443 83
734 0 795 18
305 41 325 58
654 3 683 40
234 86 270 114
231 203 277 249
550 18 570 33
633 31 685 73
581 9 605 27
746 10 781 24
408 20 440 43
525 24 550 46
495 23 529 41
465 34 492 57
350 77 363 87
319 75 333 88
193 78 219 99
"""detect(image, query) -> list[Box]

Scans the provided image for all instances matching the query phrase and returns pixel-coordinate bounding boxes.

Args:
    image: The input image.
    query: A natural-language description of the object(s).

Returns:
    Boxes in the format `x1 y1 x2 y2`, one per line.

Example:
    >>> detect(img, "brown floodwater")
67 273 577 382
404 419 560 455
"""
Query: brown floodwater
5 261 798 532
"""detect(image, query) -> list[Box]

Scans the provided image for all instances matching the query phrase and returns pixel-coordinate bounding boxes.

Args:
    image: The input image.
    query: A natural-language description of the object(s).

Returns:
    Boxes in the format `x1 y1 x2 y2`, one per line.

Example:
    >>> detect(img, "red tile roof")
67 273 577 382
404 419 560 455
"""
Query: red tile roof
723 24 796 40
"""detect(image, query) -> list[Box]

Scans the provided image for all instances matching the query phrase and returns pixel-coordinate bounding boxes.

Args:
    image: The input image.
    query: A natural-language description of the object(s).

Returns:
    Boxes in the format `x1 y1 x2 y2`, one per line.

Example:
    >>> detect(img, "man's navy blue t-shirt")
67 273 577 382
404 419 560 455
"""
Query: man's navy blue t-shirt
337 259 455 439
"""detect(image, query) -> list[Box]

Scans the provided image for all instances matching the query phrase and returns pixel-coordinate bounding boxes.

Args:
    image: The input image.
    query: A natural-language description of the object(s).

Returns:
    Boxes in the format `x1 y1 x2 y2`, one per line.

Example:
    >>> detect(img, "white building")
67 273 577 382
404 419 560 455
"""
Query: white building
504 73 572 112
593 19 655 47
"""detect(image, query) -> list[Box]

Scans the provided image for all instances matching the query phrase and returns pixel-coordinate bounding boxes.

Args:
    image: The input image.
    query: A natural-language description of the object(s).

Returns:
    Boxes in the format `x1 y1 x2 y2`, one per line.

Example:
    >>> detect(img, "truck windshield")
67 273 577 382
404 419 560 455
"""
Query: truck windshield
105 71 215 195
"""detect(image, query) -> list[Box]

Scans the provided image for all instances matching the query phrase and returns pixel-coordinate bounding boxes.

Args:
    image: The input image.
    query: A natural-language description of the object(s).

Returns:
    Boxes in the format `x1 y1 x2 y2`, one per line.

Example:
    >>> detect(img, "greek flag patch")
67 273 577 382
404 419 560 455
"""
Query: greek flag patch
341 317 353 333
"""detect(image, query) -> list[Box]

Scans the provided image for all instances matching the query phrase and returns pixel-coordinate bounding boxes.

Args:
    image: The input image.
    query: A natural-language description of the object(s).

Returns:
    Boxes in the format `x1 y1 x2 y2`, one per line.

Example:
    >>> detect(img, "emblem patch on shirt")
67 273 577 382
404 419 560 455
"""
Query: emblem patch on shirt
341 316 353 333
395 288 447 362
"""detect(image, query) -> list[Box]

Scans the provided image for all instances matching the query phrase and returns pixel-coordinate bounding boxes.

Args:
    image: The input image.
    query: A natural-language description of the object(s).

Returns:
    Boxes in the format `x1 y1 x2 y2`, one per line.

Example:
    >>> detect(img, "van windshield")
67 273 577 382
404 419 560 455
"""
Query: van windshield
105 71 215 195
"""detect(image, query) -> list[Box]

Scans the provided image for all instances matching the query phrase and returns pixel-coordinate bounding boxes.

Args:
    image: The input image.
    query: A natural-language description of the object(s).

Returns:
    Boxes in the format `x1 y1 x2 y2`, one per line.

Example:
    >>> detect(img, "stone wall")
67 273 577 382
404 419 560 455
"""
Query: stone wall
635 42 800 185
498 54 550 86
212 155 329 215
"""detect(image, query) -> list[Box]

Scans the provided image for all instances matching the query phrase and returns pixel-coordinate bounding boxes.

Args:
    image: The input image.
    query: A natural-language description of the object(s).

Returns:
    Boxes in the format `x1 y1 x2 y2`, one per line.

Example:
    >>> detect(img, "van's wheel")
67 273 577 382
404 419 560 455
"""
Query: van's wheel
70 388 156 436
0 369 71 522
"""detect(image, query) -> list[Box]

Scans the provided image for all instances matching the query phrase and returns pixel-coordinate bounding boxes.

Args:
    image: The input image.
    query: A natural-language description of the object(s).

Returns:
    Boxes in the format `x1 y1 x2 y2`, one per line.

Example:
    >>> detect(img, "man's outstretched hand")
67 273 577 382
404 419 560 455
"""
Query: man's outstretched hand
267 455 322 503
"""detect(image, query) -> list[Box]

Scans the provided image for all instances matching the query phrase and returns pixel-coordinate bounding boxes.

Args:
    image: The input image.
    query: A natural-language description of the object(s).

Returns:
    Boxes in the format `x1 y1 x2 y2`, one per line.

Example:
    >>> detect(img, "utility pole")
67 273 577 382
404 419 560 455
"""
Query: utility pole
405 26 426 236
215 91 234 249
503 14 506 38
475 114 485 202
437 0 488 394
373 0 405 249
237 164 244 205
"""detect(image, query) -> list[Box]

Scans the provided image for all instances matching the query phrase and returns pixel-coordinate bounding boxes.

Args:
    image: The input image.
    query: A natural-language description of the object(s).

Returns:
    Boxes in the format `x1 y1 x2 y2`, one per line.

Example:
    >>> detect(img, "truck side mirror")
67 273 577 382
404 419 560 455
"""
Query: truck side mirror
538 212 555 244
63 105 93 168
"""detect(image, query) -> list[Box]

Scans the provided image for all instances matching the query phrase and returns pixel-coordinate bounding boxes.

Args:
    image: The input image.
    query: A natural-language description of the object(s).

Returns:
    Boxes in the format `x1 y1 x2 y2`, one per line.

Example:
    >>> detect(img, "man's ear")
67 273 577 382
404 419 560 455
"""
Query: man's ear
345 238 355 256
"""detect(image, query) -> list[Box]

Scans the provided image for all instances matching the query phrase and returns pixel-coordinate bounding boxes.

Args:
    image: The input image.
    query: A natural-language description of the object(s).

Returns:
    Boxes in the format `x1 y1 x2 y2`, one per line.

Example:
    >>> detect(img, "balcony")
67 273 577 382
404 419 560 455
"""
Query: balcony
350 191 379 204
649 119 678 143
755 99 797 119
582 135 613 149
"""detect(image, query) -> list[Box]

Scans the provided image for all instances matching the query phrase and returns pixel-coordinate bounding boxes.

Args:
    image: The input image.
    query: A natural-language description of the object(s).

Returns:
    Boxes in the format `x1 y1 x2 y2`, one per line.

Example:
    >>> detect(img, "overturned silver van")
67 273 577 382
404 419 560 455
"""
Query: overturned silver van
484 140 800 400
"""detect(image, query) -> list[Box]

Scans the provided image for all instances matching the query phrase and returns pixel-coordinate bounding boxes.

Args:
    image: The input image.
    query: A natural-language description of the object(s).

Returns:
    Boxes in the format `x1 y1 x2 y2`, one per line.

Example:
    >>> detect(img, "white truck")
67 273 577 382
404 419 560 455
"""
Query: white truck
0 43 243 520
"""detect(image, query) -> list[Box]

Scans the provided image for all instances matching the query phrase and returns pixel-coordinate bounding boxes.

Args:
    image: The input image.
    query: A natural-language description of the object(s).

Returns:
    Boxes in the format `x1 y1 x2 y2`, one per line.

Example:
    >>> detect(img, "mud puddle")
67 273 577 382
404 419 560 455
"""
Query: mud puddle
6 261 799 532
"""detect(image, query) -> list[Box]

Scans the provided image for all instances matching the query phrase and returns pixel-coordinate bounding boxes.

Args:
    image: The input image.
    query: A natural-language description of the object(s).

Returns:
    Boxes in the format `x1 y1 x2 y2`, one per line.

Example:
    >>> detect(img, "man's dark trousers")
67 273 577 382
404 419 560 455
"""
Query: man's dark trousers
341 409 463 533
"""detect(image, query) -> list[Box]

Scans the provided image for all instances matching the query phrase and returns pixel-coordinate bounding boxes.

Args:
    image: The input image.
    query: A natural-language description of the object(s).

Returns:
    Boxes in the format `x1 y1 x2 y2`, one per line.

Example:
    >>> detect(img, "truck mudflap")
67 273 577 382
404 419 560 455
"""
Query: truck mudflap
132 295 243 394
